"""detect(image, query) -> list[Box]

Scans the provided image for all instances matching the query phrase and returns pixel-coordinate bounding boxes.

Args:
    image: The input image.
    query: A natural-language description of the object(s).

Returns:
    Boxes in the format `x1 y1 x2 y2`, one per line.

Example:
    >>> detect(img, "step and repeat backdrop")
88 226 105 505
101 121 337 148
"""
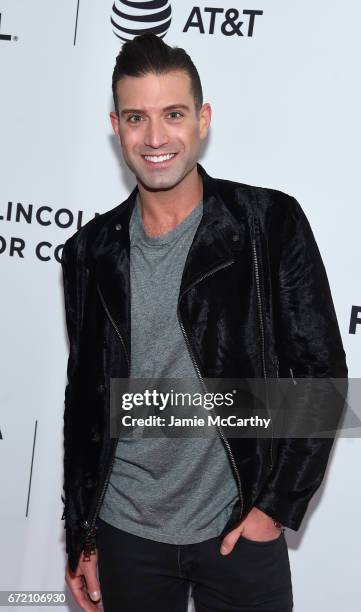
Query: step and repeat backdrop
0 1 360 610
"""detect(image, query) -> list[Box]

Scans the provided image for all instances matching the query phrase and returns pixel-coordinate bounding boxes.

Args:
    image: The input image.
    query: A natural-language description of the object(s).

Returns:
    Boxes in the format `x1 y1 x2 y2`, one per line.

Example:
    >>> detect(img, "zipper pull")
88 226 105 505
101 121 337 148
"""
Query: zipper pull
273 355 279 378
289 367 297 385
82 524 97 561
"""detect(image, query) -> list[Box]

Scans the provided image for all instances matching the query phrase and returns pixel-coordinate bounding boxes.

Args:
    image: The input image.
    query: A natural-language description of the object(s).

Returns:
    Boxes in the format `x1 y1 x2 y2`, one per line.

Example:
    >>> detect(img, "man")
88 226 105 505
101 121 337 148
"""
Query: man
61 33 348 611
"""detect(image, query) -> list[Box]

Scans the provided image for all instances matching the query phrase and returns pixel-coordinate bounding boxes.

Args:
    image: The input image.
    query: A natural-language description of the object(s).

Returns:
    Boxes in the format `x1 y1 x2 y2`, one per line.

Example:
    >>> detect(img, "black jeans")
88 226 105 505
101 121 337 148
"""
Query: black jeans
97 518 293 612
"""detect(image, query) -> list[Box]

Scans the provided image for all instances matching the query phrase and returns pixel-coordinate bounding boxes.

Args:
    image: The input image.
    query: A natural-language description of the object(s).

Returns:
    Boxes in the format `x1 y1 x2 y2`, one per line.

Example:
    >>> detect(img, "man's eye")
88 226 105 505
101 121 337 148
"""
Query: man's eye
168 111 183 119
128 114 143 123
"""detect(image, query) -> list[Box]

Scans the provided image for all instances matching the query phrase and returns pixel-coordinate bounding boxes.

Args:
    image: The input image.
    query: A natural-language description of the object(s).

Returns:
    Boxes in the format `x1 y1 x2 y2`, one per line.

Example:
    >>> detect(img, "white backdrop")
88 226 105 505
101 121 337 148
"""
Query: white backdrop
0 1 360 610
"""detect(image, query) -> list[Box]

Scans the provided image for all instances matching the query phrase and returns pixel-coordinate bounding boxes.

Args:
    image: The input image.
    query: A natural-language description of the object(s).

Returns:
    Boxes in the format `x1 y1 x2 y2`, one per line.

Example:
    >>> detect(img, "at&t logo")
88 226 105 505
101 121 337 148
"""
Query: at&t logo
183 7 263 37
111 0 172 42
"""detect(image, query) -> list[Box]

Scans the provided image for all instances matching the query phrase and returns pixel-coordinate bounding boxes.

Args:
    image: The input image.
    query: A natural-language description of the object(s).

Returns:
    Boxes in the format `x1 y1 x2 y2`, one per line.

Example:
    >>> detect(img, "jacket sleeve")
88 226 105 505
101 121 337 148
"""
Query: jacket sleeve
254 196 348 530
60 238 81 543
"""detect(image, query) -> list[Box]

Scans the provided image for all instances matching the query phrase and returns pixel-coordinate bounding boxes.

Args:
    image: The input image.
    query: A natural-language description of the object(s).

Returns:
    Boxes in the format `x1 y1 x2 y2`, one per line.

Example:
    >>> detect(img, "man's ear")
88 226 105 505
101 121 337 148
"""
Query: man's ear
199 103 212 141
110 111 120 137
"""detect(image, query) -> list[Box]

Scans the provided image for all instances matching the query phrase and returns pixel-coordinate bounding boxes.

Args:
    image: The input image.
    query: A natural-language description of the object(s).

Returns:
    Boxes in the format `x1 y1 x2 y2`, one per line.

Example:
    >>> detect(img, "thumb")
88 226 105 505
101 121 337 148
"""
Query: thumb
86 579 101 604
220 526 243 556
82 554 102 604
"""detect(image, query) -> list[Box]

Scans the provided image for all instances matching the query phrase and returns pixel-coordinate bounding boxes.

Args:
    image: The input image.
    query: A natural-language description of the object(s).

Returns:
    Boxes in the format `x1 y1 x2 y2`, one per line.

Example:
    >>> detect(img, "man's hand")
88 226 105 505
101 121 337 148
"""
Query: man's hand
220 507 282 555
65 550 102 611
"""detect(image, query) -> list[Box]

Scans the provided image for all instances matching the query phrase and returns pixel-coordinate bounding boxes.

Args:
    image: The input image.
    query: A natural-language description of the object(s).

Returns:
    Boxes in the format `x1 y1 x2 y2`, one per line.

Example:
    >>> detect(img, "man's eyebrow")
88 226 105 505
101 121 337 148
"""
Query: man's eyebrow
120 104 191 116
120 108 143 116
163 104 191 112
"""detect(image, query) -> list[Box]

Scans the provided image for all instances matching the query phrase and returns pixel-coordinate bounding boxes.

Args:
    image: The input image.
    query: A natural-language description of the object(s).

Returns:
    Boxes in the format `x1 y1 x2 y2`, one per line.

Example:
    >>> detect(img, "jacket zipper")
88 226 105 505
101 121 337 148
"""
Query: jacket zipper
251 221 274 470
81 283 131 559
177 259 244 520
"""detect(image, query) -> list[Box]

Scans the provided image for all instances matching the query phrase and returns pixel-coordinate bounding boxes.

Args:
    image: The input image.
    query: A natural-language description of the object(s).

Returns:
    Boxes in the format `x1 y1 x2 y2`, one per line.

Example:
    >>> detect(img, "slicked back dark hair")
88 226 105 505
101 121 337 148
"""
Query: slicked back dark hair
112 33 203 116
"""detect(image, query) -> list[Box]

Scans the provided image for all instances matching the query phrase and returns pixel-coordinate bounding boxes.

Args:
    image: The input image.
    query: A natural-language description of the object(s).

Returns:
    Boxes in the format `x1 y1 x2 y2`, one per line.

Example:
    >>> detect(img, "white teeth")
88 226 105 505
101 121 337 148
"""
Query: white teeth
144 153 175 163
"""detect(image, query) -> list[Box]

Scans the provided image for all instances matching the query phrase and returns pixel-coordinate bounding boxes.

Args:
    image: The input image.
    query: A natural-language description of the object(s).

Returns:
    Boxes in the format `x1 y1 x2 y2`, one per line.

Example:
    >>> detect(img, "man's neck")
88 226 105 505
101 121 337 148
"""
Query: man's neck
136 166 203 238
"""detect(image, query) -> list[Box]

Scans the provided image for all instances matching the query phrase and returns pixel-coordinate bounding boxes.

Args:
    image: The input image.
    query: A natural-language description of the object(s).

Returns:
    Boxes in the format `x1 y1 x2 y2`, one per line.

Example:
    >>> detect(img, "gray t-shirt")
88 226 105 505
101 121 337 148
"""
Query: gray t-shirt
99 195 239 543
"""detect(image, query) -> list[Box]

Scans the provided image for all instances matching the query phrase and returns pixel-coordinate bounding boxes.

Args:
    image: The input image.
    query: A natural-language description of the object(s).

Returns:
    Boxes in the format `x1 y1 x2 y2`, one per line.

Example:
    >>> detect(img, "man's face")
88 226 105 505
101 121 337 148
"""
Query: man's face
110 71 211 192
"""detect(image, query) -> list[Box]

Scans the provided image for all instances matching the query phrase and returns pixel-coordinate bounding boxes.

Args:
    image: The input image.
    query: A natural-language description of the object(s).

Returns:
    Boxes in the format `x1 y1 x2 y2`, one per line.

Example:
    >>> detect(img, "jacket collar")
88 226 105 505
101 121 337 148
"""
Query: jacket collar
93 164 249 346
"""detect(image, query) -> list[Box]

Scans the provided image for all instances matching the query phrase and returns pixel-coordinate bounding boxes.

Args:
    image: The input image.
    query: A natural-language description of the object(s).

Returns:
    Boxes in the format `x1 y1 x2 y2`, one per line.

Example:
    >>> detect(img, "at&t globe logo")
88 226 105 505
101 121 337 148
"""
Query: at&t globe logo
111 0 172 42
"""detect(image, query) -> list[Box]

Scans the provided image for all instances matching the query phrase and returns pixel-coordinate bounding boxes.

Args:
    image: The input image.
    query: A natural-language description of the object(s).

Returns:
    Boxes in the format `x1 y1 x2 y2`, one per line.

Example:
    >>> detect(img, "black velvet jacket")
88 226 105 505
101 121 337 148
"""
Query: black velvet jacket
60 164 348 573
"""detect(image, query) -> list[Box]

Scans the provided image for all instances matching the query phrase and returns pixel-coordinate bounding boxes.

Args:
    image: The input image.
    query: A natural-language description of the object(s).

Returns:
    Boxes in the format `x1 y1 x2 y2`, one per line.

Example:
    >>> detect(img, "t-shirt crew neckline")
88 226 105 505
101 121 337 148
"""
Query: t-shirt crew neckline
133 194 203 247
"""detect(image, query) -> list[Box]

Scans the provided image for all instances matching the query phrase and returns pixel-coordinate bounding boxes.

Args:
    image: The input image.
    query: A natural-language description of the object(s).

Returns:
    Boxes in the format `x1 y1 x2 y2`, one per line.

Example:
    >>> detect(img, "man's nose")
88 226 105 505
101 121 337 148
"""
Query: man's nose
144 119 169 149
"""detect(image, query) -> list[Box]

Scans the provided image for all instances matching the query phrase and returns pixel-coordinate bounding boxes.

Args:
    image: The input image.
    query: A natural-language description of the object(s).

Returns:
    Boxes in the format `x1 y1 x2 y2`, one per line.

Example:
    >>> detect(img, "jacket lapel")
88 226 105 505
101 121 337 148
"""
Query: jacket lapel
179 164 248 295
92 187 137 358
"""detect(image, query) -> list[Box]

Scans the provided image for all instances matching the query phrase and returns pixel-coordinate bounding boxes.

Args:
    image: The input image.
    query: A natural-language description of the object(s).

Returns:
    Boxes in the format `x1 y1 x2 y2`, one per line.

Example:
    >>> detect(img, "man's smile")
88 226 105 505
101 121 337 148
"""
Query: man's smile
141 152 178 166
